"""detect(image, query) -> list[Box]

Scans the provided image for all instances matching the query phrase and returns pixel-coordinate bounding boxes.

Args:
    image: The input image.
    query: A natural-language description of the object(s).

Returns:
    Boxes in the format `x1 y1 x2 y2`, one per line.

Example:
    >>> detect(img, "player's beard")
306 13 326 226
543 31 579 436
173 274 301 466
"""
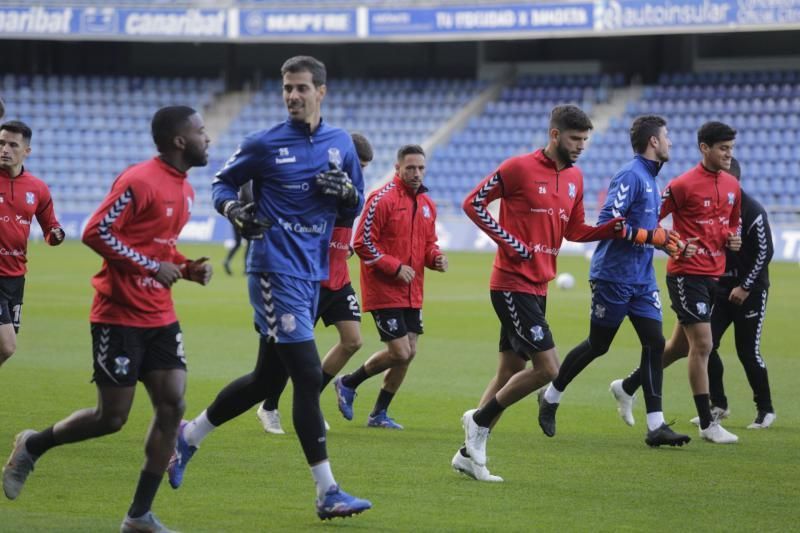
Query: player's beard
185 144 208 168
555 140 574 166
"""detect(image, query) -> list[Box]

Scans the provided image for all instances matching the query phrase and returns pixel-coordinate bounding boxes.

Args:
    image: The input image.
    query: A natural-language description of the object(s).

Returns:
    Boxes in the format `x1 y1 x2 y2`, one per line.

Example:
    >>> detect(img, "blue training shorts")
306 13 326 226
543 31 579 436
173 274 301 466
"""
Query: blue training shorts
589 279 662 328
248 272 319 343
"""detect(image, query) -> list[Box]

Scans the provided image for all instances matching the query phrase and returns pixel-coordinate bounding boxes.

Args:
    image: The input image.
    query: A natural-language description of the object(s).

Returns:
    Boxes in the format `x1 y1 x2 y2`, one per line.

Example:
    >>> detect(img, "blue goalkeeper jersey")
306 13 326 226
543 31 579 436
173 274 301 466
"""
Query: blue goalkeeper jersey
212 118 364 280
590 155 663 285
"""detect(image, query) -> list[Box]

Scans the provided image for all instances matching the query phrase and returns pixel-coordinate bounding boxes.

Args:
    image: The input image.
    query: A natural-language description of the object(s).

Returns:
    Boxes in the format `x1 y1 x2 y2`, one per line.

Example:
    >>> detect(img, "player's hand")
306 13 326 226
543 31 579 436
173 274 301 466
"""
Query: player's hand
47 226 65 246
662 230 685 259
347 245 355 259
682 237 699 258
224 201 271 240
183 256 213 286
316 163 359 208
726 232 742 251
396 264 415 284
155 261 182 288
433 254 448 272
729 285 750 306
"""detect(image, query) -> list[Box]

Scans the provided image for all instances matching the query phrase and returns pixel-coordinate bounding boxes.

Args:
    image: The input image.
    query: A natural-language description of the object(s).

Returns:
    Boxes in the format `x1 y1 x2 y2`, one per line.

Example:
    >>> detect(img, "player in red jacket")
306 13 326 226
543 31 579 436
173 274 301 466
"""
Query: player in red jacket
256 132 374 434
613 121 742 444
2 106 212 532
453 105 629 481
335 144 447 429
0 120 64 368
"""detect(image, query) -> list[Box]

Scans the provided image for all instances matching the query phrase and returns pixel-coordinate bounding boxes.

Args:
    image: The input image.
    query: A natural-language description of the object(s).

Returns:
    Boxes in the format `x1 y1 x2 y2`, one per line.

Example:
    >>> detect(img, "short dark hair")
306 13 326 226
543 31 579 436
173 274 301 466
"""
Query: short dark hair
351 132 373 163
397 144 425 162
697 121 736 147
728 157 741 180
549 104 593 132
630 115 667 154
151 106 197 153
281 56 326 87
0 120 32 143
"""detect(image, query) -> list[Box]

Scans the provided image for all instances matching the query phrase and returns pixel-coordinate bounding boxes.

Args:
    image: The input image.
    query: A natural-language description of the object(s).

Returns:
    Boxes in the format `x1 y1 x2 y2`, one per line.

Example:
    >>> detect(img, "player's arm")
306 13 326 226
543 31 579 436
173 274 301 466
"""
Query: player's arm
423 202 446 272
564 187 623 242
82 176 161 277
726 188 743 251
353 190 403 276
462 168 531 261
740 206 773 292
318 144 365 218
212 136 272 239
34 184 65 246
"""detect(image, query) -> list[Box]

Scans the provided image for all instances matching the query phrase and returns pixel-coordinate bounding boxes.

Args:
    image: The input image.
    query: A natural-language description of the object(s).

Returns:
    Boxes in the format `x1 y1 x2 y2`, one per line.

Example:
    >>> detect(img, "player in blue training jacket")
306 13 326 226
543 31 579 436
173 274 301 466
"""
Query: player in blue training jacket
537 115 692 447
167 56 372 521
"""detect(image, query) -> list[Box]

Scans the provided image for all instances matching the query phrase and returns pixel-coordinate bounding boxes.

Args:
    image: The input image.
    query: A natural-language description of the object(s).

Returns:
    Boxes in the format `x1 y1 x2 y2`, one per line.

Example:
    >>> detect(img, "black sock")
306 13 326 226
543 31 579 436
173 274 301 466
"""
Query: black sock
262 397 278 411
622 369 641 397
371 389 395 416
707 349 728 410
459 445 468 457
341 365 370 390
320 371 335 392
25 426 57 458
473 397 504 428
127 470 163 518
694 394 713 429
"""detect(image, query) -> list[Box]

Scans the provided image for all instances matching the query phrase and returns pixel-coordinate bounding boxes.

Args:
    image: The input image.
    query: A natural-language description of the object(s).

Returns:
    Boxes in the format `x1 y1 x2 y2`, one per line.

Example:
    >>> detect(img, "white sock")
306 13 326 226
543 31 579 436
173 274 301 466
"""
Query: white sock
543 383 562 404
646 411 665 431
311 461 337 499
183 410 217 448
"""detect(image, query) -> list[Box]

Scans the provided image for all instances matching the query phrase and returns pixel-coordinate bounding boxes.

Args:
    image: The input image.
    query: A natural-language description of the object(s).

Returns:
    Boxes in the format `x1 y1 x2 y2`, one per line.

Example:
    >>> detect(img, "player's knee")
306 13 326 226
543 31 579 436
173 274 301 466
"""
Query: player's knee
693 338 714 356
341 336 363 356
157 397 186 425
588 338 611 357
98 412 128 434
0 340 16 361
388 346 413 364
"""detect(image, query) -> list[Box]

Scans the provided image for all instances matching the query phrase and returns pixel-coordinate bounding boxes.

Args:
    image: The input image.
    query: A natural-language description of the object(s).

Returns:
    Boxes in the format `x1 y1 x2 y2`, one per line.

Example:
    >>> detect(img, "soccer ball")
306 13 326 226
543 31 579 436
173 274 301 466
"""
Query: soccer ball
555 272 575 290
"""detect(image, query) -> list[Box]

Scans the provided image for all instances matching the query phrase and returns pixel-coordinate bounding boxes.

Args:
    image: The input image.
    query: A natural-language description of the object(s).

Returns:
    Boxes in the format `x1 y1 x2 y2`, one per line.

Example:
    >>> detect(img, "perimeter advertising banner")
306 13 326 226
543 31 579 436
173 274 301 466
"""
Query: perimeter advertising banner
1 1 799 41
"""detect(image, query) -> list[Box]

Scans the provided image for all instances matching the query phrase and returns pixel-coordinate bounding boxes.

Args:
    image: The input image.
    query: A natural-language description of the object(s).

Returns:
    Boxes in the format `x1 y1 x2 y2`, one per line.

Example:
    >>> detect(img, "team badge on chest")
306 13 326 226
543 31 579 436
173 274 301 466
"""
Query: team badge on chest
26 192 35 205
568 183 576 199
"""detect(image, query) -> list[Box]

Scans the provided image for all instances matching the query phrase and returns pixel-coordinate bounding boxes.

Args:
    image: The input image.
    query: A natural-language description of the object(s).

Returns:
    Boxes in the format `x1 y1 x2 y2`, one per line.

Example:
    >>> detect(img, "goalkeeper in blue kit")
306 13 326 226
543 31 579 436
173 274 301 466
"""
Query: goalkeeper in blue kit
166 56 372 520
537 115 692 447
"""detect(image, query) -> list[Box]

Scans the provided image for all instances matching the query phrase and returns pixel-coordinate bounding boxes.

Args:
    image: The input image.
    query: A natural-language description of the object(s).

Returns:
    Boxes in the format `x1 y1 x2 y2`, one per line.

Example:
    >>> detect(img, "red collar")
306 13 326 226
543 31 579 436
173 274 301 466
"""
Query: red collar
154 156 188 179
0 166 27 180
533 148 573 170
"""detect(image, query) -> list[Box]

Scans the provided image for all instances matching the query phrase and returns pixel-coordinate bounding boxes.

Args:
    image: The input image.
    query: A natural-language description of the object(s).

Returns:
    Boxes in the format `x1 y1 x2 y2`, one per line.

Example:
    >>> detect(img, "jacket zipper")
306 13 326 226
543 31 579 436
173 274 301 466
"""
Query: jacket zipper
409 192 417 303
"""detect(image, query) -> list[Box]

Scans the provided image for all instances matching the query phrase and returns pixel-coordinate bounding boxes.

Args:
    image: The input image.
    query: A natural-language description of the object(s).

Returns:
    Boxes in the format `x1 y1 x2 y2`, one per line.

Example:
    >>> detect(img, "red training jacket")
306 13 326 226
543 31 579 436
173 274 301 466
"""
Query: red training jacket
660 163 741 277
321 223 353 291
82 157 195 327
354 175 442 311
464 149 619 296
0 167 62 277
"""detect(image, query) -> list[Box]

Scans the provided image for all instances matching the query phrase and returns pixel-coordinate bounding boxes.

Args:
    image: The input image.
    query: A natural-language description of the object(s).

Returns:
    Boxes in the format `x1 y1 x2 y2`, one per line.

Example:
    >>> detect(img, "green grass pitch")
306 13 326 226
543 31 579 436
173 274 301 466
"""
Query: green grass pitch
1 242 798 531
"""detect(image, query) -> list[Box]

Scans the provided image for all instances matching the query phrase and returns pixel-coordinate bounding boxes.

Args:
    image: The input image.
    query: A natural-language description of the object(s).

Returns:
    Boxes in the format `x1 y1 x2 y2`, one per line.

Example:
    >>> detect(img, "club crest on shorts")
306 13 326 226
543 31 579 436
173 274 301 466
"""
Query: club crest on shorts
114 356 130 376
530 325 544 342
696 302 708 316
387 318 399 332
594 303 606 319
568 182 576 199
280 313 297 333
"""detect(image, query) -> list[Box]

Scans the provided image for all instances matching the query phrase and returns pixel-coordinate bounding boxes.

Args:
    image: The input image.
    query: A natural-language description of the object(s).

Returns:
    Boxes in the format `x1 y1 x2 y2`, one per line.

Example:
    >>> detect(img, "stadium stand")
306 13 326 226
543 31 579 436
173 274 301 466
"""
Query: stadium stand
426 72 625 212
191 77 489 211
1 74 223 213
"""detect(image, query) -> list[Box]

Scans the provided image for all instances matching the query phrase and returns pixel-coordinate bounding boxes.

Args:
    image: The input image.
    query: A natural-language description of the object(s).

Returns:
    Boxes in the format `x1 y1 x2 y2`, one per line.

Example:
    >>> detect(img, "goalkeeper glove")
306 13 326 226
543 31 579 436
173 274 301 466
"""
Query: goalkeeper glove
223 201 271 240
316 163 359 208
619 224 675 247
